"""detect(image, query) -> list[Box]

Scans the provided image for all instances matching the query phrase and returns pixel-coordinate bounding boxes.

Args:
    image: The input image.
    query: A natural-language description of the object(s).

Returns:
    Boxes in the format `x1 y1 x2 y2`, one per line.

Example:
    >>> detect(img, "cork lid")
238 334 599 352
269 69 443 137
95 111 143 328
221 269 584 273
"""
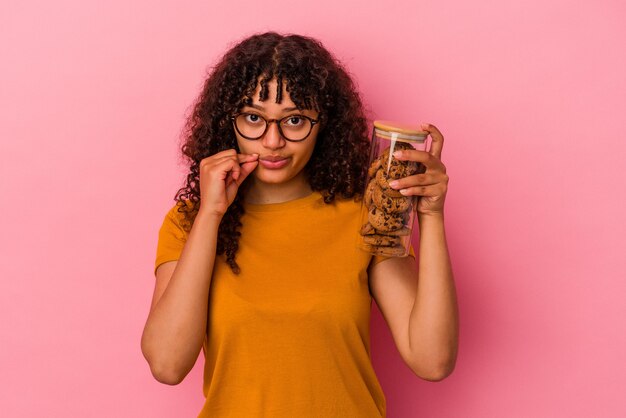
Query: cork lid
373 120 428 141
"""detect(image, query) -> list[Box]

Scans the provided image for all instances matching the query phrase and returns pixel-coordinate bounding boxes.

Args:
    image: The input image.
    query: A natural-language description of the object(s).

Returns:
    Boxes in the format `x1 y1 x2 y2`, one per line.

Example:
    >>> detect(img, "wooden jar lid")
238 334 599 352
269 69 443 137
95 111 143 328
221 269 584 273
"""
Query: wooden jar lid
373 120 427 141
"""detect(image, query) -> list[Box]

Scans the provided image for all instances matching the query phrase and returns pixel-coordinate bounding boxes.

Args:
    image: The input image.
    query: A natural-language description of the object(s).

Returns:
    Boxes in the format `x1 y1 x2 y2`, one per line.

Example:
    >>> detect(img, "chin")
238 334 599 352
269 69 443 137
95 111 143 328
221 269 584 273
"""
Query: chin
252 165 303 185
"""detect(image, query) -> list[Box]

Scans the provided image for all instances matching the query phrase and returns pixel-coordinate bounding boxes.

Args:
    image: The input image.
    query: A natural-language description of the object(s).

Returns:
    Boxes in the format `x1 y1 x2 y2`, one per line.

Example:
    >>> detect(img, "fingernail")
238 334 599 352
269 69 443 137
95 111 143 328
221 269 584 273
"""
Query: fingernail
399 188 409 195
393 151 402 158
389 180 399 188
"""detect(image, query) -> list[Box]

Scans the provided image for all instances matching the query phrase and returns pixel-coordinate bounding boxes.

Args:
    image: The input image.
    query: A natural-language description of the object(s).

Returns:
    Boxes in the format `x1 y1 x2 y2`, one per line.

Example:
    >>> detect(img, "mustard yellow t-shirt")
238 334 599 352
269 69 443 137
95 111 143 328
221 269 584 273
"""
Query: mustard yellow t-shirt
154 191 414 417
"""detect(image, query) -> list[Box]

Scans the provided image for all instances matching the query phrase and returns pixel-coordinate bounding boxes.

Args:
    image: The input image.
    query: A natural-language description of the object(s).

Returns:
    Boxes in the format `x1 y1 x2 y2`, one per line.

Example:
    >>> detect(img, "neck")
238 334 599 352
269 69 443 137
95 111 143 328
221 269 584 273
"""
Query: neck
244 172 313 205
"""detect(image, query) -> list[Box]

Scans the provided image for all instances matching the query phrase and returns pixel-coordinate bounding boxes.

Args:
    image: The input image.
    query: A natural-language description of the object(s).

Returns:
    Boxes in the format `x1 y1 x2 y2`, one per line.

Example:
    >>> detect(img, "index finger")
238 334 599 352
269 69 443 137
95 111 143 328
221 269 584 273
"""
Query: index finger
421 123 444 160
393 148 445 172
237 153 259 163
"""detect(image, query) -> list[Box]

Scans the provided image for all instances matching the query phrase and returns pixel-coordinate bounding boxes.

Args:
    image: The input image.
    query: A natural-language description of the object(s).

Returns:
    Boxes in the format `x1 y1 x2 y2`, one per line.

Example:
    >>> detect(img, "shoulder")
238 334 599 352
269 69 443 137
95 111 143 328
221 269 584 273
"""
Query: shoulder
163 200 195 231
167 199 193 215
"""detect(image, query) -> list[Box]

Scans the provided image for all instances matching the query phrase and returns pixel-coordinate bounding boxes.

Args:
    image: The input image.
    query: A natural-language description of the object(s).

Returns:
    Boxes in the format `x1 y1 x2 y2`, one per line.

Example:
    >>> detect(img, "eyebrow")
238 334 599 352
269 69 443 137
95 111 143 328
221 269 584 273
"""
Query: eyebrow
246 104 300 112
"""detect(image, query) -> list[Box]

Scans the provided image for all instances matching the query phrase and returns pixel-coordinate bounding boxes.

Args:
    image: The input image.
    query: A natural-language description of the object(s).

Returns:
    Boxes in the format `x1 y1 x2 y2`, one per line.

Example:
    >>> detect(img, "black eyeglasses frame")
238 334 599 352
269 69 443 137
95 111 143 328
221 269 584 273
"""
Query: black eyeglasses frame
230 112 320 142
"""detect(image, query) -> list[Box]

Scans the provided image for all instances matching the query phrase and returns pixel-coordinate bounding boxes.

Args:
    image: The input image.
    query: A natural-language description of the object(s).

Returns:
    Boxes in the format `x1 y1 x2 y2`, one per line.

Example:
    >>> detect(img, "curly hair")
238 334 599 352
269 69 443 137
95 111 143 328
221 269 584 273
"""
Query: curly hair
173 32 371 274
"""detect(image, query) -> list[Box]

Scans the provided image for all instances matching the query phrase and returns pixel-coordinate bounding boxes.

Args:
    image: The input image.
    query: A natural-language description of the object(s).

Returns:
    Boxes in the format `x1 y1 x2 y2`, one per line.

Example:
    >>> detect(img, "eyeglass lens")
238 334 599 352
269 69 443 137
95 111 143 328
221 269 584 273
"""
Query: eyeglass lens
235 114 313 141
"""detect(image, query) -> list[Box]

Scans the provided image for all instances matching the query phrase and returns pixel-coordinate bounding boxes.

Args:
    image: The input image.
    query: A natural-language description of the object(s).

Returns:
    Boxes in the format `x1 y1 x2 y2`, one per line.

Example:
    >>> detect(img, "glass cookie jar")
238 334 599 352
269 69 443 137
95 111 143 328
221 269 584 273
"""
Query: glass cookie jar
358 120 428 257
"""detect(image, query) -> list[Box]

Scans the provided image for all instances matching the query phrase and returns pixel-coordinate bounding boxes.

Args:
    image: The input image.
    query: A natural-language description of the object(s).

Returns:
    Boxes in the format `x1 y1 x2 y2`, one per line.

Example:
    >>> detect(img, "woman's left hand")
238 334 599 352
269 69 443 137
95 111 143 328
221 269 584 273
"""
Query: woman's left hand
388 123 448 216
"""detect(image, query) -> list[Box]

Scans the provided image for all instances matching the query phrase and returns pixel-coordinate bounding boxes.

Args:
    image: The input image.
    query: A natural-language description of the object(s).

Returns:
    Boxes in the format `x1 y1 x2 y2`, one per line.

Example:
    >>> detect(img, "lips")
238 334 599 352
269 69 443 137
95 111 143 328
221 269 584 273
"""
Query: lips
259 155 290 169
261 155 288 162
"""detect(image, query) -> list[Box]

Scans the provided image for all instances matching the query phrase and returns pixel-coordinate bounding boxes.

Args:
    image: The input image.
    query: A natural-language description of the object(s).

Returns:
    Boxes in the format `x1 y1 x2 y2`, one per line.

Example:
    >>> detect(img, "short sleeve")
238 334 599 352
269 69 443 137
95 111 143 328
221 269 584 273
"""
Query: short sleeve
371 243 416 267
154 203 189 276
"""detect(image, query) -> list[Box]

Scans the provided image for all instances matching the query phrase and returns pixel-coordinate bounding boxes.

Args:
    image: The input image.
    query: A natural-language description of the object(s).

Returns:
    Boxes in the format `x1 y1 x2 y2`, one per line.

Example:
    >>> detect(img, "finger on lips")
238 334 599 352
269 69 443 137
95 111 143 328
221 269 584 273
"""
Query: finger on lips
234 163 258 185
240 159 259 166
214 157 240 174
237 153 259 163
208 154 257 172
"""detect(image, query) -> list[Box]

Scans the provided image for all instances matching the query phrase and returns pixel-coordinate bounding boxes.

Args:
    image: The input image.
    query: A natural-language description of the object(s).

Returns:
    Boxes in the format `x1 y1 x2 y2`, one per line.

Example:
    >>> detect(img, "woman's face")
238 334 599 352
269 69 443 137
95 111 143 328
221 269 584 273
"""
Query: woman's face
234 78 319 187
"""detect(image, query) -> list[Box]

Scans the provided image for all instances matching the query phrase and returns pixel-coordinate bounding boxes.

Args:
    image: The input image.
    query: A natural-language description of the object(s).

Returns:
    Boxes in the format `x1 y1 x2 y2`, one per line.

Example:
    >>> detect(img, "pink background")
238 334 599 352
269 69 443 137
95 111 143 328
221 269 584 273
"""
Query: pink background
2 0 625 417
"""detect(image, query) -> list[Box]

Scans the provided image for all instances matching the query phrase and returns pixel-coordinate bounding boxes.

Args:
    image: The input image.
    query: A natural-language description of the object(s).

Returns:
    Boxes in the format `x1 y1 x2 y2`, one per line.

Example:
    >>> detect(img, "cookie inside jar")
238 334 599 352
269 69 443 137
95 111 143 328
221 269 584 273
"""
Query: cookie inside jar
358 120 428 257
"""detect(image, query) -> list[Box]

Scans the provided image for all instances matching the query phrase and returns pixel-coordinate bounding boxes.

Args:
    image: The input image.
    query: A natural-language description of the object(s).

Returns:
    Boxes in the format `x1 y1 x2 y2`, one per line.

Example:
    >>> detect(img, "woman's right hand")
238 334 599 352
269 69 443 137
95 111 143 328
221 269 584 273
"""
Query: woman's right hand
198 149 259 217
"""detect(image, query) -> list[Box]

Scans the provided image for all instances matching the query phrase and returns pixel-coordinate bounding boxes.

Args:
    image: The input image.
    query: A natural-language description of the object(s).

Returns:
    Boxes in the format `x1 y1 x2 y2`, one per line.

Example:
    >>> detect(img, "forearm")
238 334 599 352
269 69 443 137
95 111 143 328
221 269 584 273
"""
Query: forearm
408 212 458 378
141 211 221 383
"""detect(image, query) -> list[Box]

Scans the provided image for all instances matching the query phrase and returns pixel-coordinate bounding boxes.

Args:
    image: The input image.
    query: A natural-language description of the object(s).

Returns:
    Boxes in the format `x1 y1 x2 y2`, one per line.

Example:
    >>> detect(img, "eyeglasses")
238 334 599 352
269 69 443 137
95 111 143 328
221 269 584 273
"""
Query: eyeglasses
231 112 319 142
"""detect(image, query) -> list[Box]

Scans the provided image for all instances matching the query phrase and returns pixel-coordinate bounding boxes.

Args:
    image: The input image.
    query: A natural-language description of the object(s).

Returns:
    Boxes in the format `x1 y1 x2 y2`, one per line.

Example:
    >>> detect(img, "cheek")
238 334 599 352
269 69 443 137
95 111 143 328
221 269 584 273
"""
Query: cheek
236 138 254 154
300 141 317 163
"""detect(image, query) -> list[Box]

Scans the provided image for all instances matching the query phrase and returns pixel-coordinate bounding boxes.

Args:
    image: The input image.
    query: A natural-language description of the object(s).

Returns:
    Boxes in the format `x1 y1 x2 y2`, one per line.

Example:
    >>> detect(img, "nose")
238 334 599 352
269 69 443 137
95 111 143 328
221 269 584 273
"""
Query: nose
261 121 286 150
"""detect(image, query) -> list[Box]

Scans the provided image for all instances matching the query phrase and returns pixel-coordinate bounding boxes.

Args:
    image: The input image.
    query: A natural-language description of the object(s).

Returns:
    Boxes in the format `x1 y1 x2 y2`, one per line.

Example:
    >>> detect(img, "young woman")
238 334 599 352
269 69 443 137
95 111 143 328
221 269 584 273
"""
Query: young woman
141 32 458 417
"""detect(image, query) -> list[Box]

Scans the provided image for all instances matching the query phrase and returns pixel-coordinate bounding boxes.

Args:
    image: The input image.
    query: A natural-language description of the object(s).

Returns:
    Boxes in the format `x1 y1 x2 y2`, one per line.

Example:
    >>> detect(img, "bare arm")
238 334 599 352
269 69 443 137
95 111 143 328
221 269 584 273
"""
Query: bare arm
140 150 259 385
140 211 221 385
369 213 458 381
409 212 457 378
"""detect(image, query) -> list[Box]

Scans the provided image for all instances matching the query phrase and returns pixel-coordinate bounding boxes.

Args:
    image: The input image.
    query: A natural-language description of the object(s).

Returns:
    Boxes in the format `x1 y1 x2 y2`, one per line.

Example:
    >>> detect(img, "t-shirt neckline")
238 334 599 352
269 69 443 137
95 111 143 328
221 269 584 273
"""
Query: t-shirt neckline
244 191 322 213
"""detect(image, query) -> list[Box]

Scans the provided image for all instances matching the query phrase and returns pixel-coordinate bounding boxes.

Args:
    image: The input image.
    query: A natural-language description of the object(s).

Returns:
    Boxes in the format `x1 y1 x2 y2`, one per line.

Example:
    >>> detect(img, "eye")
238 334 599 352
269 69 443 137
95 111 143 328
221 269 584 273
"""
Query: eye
243 114 263 124
283 116 305 127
